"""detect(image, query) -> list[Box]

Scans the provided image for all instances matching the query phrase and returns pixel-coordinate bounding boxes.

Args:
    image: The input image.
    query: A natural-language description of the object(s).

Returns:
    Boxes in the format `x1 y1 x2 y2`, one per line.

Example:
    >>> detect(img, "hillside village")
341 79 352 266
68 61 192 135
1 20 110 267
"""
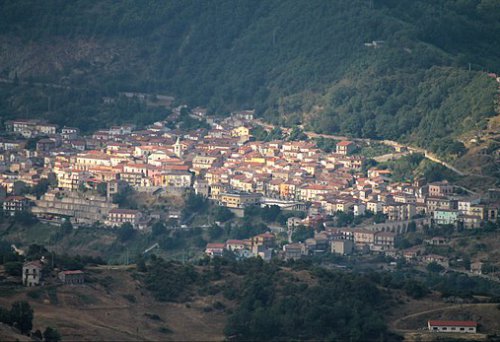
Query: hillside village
0 107 499 272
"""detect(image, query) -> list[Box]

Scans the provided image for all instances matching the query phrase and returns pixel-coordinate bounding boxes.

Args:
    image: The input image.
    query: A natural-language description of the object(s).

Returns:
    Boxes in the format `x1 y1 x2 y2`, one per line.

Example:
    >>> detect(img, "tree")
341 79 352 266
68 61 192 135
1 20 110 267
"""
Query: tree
30 178 50 199
10 301 33 334
43 327 61 342
182 192 208 219
335 211 354 227
61 219 73 235
13 212 37 226
112 184 137 209
291 225 314 243
407 221 417 232
4 261 22 276
426 262 444 273
404 281 428 299
373 212 387 224
261 205 281 223
0 306 11 325
151 221 167 237
213 206 234 223
288 126 307 141
33 330 43 340
26 244 49 261
117 223 135 242
13 181 28 196
96 182 108 197
209 224 224 240
136 257 147 273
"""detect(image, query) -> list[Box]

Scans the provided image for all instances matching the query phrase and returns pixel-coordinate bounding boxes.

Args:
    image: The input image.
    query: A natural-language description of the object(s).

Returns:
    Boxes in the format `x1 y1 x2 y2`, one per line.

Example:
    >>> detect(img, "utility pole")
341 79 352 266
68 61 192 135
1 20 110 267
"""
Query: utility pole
273 27 279 46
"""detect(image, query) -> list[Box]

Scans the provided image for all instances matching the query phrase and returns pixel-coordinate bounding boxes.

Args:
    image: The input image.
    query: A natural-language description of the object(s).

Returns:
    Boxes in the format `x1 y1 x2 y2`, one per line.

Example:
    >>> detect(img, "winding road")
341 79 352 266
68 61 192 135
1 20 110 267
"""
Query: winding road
254 119 467 177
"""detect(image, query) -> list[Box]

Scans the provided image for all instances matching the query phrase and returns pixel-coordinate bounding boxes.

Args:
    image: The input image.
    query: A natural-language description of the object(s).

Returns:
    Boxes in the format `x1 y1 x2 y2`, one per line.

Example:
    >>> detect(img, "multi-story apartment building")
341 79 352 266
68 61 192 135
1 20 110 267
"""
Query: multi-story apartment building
31 190 118 226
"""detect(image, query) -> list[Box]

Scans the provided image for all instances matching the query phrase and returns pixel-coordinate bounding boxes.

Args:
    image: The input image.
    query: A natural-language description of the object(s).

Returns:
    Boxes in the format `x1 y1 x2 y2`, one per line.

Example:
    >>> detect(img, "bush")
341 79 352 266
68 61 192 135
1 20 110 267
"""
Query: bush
404 280 429 299
213 206 234 223
291 225 314 243
426 262 445 273
159 326 173 334
213 301 226 311
122 294 136 303
144 313 162 321
151 222 166 237
26 289 43 300
4 261 22 276
43 326 61 342
10 301 34 334
117 223 136 242
13 212 37 226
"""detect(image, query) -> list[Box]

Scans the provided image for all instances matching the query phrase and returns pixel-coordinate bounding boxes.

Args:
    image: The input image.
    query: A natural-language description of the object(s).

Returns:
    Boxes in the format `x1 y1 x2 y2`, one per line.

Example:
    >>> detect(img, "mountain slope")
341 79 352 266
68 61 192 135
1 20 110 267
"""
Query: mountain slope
0 0 499 151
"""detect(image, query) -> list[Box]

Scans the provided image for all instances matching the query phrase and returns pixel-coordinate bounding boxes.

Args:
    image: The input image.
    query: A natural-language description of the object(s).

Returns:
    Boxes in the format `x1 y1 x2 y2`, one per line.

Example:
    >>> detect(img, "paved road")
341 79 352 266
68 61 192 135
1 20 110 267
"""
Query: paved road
254 119 468 177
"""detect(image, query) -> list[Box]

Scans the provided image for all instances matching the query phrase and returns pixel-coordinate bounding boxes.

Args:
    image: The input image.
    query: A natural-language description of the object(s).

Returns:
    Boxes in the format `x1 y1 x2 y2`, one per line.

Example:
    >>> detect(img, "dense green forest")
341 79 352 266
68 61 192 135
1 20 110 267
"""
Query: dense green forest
141 257 394 341
0 0 499 148
140 255 500 341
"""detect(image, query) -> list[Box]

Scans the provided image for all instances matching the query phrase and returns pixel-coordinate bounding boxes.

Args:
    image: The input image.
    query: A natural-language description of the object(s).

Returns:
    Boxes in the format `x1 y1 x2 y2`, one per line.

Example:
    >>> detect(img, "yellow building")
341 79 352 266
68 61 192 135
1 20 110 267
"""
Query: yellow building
219 192 262 208
231 126 251 137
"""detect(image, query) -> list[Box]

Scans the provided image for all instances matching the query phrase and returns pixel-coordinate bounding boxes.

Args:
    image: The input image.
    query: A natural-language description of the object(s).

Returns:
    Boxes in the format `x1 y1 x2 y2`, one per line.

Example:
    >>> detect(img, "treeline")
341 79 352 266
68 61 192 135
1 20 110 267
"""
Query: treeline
0 241 106 276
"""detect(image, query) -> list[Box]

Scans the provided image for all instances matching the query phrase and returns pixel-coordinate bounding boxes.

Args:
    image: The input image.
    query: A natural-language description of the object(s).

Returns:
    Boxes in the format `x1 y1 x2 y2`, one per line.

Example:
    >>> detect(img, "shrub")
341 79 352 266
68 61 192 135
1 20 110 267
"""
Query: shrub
43 327 61 342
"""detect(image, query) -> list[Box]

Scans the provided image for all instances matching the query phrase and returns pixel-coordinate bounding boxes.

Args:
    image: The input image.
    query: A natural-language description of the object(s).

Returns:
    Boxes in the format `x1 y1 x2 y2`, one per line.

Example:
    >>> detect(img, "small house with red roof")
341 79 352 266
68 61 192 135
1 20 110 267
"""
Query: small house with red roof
336 141 356 155
205 243 226 258
59 270 85 285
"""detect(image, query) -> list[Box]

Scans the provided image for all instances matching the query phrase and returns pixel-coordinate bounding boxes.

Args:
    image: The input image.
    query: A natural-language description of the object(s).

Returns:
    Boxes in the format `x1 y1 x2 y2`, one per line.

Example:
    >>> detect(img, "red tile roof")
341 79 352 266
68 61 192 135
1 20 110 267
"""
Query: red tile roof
428 320 477 327
206 243 225 249
337 141 353 146
109 209 140 215
61 270 84 275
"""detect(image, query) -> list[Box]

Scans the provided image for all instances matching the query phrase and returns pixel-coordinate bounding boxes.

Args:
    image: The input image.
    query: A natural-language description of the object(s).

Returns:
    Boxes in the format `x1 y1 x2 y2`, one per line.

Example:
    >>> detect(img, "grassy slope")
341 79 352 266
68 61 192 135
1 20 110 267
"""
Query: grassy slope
0 268 226 341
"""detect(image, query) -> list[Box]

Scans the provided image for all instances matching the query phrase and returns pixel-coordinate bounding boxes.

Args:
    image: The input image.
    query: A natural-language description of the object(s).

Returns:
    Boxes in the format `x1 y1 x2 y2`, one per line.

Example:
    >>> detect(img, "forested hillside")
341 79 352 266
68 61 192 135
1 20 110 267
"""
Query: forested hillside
0 0 499 148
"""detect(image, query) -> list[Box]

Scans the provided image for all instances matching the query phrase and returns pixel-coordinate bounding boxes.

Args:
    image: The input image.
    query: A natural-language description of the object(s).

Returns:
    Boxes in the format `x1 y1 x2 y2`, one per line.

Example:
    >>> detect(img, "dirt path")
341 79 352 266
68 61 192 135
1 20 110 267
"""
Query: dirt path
390 303 497 332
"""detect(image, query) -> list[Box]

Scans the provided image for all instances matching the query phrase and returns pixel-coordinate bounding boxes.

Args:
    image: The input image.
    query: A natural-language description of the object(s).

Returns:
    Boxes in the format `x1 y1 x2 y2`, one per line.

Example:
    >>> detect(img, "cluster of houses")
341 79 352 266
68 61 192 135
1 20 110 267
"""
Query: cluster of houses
205 232 276 261
0 110 498 236
21 259 84 287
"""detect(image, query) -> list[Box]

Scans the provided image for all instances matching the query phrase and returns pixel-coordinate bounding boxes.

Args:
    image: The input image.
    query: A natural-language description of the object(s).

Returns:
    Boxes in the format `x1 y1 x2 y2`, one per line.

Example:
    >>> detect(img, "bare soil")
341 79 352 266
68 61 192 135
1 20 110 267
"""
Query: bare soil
0 268 226 341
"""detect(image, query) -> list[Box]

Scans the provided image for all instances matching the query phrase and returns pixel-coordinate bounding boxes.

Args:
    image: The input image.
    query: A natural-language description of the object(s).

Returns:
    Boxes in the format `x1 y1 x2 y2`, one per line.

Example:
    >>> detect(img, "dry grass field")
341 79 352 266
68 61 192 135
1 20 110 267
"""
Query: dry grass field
387 291 500 341
0 268 226 341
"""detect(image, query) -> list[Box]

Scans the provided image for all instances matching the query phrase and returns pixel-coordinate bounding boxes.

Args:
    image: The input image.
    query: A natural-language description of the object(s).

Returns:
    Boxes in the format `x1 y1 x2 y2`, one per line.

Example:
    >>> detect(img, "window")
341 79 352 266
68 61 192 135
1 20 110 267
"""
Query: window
442 327 447 330
460 328 464 331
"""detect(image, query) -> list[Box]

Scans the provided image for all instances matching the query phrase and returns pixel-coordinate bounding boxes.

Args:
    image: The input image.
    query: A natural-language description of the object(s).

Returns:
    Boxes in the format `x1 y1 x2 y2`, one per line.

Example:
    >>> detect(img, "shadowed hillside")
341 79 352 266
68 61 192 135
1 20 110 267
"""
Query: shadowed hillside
0 0 499 150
